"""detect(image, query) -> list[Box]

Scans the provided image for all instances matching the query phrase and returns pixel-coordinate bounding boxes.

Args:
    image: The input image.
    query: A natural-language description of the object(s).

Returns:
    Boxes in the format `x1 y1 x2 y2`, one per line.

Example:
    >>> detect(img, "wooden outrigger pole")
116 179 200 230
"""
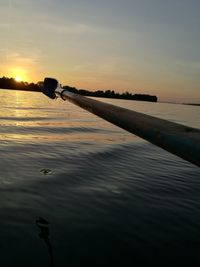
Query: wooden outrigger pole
42 78 200 167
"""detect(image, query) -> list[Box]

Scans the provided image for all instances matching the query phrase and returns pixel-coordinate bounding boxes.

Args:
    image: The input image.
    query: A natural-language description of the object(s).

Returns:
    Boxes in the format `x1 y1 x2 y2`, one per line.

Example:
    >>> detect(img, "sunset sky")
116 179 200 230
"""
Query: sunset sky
0 0 200 103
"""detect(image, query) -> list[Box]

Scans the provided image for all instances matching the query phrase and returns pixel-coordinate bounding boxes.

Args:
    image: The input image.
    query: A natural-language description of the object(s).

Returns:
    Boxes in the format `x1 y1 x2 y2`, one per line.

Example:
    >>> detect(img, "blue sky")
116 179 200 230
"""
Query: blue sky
0 0 200 102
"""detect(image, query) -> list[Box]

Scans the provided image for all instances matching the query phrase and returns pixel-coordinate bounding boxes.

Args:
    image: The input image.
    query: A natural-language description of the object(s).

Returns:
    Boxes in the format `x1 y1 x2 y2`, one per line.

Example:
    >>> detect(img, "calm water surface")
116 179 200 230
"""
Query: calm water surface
0 89 200 266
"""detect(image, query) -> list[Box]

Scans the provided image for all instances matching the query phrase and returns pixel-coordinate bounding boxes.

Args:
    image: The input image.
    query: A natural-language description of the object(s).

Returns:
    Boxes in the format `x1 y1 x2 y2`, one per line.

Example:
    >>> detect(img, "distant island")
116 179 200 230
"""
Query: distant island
62 85 158 102
0 76 40 92
183 103 200 107
0 76 158 102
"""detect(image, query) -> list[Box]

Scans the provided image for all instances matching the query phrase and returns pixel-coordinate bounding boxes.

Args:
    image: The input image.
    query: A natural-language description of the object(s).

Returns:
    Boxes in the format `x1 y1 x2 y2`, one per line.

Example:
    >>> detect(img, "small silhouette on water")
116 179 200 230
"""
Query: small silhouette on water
36 217 55 267
40 169 52 175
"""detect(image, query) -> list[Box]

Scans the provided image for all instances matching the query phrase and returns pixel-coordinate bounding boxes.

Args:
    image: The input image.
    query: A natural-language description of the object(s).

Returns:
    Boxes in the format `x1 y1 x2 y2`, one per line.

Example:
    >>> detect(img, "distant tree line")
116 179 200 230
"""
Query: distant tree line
0 76 157 102
62 86 157 102
0 76 40 91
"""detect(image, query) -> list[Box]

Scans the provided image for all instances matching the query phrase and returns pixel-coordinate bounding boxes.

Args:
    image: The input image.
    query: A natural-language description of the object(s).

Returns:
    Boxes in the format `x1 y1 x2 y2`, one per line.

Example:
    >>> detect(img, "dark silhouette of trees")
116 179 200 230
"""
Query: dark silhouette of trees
0 76 157 102
63 85 157 102
0 76 41 91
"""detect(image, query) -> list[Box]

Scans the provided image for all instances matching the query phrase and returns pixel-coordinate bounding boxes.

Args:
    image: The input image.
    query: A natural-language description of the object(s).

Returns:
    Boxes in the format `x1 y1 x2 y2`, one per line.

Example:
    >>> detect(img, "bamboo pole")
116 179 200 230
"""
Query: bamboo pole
42 78 200 167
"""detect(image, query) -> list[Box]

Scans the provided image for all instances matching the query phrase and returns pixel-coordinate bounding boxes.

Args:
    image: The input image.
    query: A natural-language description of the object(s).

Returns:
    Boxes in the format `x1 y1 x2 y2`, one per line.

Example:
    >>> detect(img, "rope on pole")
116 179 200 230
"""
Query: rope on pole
42 78 200 167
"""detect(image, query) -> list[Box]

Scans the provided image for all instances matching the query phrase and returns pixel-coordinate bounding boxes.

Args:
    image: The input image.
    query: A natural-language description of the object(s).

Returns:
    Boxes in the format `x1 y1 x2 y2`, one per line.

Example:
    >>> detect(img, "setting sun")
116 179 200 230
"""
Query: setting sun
15 76 22 82
9 67 27 82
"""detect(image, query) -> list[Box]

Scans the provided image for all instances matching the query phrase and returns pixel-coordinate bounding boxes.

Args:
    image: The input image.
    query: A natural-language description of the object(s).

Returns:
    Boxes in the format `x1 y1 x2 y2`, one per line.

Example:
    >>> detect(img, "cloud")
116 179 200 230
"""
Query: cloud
2 50 41 67
42 22 96 35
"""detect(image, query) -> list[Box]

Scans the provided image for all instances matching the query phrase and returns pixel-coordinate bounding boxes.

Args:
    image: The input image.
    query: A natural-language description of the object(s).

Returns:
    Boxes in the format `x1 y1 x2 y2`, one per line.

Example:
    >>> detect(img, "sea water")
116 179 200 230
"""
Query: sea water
0 89 199 266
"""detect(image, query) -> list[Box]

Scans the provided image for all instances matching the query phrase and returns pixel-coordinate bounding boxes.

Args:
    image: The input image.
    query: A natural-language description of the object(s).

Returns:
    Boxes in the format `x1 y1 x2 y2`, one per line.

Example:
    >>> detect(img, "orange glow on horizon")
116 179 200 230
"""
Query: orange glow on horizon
15 76 22 82
8 67 28 83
